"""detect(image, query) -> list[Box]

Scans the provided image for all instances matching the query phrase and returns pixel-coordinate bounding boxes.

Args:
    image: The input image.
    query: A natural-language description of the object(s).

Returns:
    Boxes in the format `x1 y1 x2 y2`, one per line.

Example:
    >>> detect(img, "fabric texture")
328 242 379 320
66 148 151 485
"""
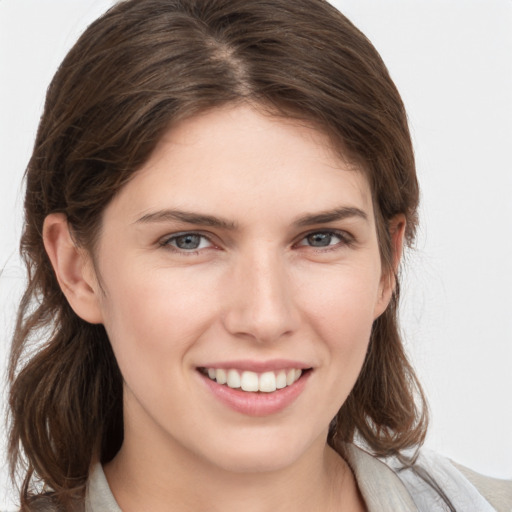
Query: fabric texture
85 464 121 512
82 444 512 511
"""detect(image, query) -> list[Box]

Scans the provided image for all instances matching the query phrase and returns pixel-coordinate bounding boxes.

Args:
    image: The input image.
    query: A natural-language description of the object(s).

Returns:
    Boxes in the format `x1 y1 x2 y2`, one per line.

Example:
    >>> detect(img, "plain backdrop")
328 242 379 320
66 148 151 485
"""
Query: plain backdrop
1 0 511 509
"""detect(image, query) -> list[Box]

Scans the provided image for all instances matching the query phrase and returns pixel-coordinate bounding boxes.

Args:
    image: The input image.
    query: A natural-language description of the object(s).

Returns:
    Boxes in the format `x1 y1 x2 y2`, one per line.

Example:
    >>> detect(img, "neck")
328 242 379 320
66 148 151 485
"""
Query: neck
103 395 365 512
104 433 362 512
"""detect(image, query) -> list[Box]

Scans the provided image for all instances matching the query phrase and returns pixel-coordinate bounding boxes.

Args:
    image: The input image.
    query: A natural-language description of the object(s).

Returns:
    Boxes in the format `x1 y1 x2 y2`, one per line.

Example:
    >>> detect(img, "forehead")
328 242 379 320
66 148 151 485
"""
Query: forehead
106 104 374 225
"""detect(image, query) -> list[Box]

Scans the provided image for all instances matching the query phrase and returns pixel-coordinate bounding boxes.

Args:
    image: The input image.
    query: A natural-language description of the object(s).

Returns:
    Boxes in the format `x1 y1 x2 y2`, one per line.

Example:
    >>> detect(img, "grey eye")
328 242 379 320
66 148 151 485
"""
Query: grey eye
161 232 214 253
173 234 202 250
305 232 336 247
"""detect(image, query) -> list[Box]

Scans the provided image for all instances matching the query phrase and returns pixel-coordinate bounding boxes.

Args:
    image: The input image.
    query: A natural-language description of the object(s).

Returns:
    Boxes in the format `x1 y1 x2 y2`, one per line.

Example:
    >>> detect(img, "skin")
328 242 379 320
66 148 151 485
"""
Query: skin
44 104 404 512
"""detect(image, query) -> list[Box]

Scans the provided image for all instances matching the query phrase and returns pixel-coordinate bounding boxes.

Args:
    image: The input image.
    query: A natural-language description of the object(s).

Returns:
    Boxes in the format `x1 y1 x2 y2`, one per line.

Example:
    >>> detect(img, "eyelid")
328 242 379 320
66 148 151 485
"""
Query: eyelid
159 231 217 253
157 228 354 254
294 229 355 249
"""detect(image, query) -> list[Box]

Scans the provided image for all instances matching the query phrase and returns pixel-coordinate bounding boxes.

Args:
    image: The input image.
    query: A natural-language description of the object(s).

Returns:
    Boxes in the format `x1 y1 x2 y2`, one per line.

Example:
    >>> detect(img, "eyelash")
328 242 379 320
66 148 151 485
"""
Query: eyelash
159 230 354 255
159 232 215 255
296 230 354 252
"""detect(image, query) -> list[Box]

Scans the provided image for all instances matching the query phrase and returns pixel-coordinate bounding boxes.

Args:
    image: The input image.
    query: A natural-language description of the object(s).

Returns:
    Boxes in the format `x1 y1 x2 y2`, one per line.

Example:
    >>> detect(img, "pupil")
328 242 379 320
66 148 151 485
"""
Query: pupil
176 234 200 249
308 233 331 247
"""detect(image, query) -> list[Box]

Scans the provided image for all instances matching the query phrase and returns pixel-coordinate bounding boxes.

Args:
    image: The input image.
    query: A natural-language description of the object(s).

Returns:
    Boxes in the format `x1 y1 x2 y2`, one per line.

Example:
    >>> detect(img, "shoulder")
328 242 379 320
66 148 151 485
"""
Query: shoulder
452 461 512 512
386 448 512 512
341 443 512 512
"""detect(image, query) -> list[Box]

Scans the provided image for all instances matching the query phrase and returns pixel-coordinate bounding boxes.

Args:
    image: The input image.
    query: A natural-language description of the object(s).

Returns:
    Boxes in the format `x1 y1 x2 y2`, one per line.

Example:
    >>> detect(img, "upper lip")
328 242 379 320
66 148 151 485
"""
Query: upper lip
197 359 313 372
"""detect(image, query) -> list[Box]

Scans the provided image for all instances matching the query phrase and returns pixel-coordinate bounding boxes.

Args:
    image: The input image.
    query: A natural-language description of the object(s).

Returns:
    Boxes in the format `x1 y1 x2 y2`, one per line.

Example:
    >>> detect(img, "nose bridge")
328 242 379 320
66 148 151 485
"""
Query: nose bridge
223 245 298 342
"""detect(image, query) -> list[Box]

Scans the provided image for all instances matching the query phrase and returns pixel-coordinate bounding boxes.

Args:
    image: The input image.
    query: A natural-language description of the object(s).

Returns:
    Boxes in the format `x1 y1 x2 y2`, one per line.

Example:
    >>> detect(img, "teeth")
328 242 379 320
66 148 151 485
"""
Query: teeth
204 367 306 393
216 369 227 384
259 371 276 393
276 370 287 389
240 371 259 392
227 369 241 389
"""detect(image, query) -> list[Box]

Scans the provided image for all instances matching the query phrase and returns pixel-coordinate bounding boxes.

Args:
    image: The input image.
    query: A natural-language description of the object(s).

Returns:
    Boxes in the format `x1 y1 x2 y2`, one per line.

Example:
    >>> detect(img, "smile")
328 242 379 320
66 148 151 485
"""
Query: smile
200 367 304 393
197 364 312 416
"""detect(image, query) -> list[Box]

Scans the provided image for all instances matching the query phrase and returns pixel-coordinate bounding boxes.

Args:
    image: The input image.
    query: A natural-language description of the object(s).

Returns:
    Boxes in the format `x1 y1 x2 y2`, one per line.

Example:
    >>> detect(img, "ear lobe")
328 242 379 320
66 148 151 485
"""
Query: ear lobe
374 214 406 318
43 213 104 324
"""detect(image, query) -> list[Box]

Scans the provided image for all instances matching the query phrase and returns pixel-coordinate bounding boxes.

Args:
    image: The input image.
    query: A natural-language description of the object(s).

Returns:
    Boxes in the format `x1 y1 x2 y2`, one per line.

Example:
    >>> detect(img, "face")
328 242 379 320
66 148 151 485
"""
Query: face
90 104 394 473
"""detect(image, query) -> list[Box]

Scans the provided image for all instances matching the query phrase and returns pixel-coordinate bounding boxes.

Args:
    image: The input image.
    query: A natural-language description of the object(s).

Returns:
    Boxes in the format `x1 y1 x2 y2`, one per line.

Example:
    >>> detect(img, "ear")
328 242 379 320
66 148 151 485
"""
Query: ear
373 214 406 318
43 213 104 324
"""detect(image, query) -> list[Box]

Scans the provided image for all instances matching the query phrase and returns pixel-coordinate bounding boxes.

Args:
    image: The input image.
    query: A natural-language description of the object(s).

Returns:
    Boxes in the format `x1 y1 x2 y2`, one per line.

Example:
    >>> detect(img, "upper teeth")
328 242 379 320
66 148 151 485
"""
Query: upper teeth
205 368 303 393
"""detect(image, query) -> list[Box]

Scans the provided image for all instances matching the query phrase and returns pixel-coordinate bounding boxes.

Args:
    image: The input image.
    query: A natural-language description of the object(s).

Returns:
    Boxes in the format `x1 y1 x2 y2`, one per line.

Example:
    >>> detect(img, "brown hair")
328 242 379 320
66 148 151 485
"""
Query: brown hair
8 0 427 508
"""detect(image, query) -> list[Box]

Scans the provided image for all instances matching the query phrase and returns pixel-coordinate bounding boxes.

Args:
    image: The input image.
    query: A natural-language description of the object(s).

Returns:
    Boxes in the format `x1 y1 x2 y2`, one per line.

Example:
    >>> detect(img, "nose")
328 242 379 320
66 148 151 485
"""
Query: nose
222 249 300 344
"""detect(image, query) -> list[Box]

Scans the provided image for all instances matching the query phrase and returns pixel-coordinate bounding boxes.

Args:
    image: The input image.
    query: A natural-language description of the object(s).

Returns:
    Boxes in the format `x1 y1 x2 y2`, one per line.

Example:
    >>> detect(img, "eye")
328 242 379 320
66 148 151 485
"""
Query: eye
296 231 351 249
161 232 213 252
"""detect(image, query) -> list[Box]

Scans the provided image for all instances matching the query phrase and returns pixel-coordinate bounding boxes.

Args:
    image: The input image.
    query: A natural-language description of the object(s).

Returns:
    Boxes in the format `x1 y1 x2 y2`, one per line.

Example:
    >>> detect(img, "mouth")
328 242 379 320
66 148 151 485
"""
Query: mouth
198 367 312 393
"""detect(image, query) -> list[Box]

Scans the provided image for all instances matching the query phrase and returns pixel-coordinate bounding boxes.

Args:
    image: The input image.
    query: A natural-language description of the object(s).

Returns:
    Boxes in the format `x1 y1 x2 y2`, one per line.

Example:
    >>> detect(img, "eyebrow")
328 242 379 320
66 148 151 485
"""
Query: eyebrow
135 206 368 229
135 209 238 230
293 206 368 226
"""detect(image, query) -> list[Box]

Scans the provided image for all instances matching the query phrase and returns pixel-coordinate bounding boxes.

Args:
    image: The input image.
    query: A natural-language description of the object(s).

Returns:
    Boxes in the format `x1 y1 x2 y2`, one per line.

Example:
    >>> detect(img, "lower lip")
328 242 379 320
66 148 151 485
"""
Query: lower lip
199 370 311 417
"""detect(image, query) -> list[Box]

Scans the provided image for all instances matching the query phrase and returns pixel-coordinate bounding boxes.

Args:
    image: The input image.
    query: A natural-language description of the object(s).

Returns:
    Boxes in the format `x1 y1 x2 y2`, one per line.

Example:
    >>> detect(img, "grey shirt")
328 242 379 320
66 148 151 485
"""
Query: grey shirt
84 444 512 511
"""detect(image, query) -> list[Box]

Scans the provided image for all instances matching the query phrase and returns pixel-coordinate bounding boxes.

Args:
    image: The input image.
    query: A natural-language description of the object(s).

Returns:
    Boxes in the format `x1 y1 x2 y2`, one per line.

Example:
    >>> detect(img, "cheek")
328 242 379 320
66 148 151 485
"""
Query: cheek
98 261 220 376
297 263 381 338
295 265 380 391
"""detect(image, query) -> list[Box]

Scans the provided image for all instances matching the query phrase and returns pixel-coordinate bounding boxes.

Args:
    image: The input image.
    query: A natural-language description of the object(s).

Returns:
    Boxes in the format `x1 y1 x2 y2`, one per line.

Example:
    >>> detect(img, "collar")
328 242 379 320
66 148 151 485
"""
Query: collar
85 444 418 512
340 443 419 511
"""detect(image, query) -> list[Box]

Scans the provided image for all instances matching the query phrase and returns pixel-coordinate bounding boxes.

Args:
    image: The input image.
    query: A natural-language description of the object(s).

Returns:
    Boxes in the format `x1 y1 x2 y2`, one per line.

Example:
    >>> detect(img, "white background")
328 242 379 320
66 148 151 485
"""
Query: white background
1 0 511 509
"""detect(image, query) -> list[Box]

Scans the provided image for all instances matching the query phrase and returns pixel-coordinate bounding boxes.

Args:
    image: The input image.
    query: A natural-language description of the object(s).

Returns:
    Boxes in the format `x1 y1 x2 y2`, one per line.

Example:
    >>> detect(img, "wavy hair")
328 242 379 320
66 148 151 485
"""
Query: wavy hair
8 0 427 508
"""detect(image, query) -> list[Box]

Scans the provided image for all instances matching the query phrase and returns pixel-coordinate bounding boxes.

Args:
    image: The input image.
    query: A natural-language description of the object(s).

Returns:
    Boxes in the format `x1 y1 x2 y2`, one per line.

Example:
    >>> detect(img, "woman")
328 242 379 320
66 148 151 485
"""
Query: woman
6 0 511 511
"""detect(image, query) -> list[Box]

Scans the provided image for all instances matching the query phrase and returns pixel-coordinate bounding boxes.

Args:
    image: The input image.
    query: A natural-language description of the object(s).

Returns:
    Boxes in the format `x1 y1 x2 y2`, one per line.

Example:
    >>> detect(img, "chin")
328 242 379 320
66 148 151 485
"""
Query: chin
209 450 301 474
195 426 325 475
